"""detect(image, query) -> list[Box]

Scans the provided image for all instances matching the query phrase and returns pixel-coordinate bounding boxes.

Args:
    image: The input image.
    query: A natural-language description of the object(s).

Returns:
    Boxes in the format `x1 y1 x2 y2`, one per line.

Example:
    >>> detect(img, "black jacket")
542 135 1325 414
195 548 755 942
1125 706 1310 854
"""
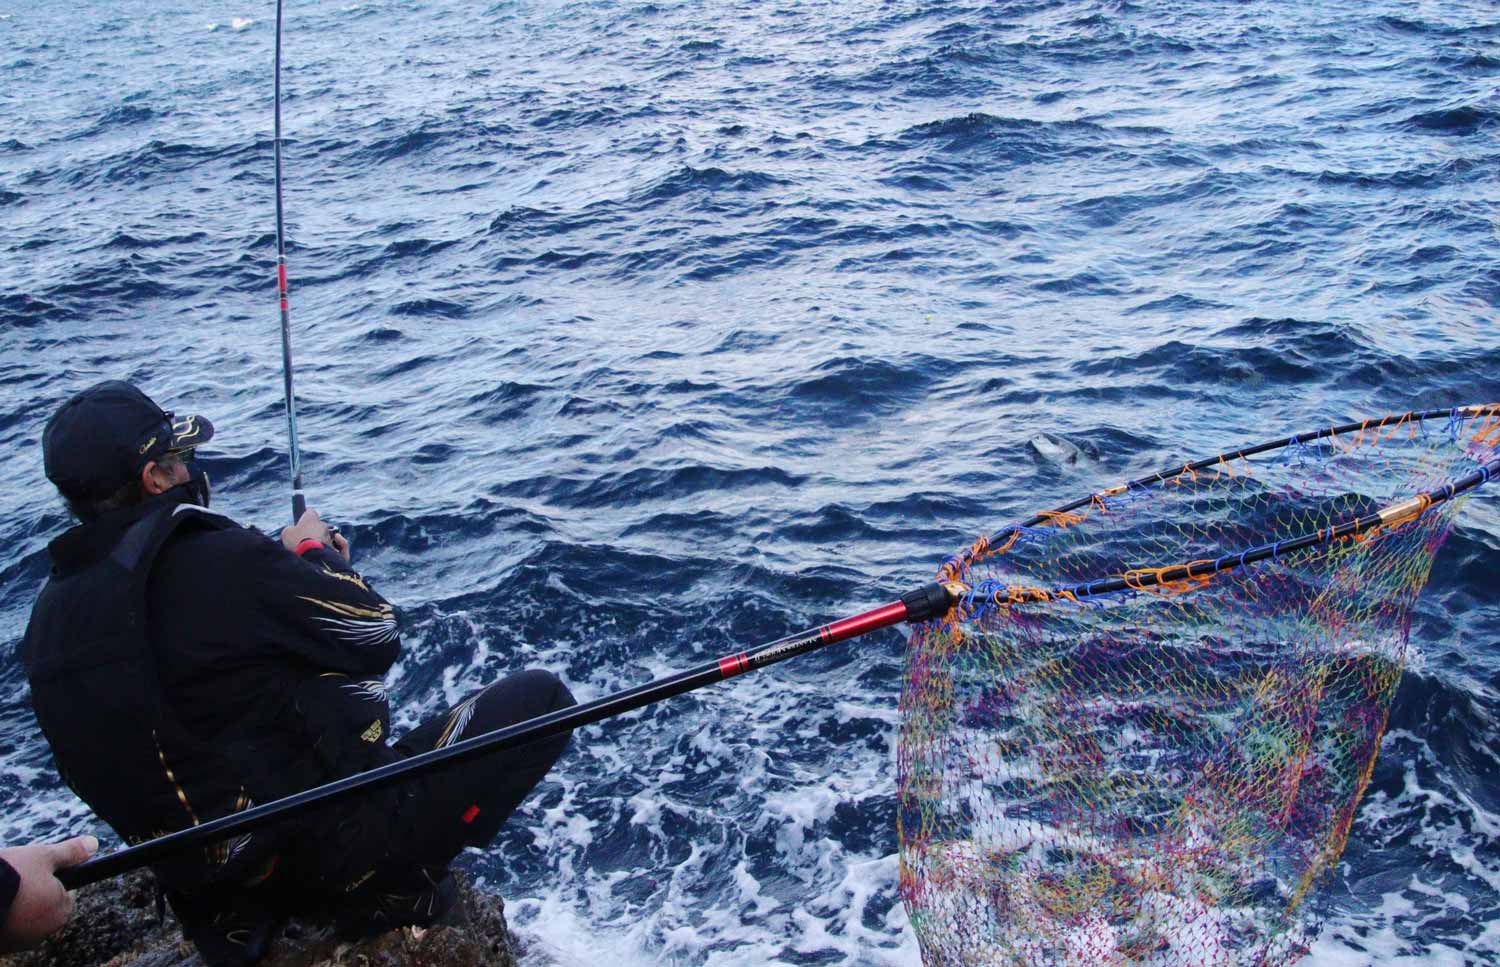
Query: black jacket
0 857 16 928
148 500 400 787
22 486 401 894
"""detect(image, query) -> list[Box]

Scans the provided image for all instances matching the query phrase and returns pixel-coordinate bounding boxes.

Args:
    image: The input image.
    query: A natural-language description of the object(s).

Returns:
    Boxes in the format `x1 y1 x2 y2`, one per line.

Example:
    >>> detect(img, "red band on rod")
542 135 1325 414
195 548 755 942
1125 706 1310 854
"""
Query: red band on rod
822 601 908 644
278 263 288 293
717 653 750 679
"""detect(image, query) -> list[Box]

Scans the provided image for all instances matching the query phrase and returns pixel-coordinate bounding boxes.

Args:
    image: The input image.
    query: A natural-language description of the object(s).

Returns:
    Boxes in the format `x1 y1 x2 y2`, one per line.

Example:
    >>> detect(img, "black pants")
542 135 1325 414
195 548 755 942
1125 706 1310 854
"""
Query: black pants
169 669 575 943
388 668 576 866
268 668 576 906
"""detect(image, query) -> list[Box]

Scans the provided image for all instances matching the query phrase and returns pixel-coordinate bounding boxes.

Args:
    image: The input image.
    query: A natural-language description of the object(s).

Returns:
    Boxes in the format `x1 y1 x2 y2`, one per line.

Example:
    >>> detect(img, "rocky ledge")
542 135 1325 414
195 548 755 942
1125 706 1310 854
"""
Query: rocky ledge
0 871 521 967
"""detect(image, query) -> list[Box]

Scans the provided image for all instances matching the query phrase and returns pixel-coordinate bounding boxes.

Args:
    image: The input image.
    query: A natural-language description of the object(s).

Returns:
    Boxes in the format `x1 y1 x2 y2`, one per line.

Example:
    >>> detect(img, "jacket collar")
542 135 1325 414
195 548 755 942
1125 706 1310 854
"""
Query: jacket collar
47 487 202 578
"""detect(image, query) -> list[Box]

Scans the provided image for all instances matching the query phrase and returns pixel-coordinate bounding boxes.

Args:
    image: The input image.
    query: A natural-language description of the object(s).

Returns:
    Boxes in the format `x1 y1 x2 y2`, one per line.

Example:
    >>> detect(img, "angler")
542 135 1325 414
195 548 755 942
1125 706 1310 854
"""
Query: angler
20 381 575 967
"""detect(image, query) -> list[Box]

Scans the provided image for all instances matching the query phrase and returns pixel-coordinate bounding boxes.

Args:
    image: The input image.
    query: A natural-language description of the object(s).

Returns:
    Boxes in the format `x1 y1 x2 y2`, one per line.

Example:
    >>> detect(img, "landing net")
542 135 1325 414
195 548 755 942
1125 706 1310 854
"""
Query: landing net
898 407 1500 967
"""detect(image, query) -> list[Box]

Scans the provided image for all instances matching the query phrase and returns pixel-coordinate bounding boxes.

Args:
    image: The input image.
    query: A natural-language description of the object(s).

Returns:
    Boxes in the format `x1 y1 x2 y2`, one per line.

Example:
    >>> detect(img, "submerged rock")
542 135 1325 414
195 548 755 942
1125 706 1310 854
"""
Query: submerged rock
0 871 520 967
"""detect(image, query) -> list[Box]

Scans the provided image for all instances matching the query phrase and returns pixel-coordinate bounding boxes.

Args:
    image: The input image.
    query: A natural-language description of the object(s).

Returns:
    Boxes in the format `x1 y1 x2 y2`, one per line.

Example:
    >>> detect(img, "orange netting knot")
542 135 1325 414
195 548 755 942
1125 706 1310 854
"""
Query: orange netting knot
1037 510 1087 528
992 584 1074 607
1474 411 1500 449
1122 560 1217 597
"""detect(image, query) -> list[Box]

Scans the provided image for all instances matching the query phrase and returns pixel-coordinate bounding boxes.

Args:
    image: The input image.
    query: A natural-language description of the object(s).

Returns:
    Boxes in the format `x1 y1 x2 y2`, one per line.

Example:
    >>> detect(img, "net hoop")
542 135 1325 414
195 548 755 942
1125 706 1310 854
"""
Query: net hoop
938 404 1500 604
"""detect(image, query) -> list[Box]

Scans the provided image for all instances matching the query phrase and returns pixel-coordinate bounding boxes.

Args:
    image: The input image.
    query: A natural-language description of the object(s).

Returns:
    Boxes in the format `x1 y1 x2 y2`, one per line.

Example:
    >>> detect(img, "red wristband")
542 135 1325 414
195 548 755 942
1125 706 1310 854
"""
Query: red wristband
293 539 325 557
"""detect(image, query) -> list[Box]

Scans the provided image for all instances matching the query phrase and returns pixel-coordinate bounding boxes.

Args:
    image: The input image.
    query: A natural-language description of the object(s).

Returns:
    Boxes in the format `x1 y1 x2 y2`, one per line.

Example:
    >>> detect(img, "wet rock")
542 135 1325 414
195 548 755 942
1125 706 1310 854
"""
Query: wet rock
0 871 519 967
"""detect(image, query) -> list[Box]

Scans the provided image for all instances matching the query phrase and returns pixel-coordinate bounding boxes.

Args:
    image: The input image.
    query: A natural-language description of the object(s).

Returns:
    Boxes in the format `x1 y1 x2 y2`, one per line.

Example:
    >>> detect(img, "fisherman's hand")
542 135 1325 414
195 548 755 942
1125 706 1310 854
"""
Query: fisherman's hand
330 529 351 563
281 509 337 553
0 835 97 952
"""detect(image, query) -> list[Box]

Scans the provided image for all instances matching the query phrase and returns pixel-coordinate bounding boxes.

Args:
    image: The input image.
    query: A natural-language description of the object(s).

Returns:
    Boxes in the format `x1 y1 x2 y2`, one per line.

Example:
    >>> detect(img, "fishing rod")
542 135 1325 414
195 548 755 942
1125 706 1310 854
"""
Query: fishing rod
57 582 957 890
274 0 305 522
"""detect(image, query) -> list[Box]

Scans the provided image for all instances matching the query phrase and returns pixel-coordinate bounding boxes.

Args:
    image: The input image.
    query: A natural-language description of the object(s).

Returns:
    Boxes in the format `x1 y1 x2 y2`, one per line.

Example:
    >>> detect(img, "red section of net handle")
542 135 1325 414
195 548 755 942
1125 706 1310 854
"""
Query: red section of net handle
713 582 954 682
824 600 909 643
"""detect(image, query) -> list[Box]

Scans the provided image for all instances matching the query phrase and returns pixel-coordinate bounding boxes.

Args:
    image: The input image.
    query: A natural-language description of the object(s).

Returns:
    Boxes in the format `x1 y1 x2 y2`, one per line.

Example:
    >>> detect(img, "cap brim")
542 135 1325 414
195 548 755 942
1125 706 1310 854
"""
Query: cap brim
168 414 214 452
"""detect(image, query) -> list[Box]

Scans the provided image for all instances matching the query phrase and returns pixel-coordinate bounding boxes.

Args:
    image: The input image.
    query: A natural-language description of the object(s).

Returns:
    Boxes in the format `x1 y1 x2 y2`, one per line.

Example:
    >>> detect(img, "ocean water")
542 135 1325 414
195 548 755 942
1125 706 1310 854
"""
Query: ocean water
2 0 1499 964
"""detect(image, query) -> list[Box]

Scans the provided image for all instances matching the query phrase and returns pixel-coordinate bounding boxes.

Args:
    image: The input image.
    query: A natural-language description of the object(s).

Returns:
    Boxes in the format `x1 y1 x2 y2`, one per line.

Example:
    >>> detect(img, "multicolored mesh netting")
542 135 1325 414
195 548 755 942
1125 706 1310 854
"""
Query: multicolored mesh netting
897 408 1500 967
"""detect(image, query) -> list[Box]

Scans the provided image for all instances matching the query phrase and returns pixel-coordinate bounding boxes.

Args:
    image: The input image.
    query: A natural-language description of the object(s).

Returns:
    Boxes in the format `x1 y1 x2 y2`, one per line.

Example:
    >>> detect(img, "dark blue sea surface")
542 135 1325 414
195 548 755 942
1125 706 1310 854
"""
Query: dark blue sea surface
3 1 1499 963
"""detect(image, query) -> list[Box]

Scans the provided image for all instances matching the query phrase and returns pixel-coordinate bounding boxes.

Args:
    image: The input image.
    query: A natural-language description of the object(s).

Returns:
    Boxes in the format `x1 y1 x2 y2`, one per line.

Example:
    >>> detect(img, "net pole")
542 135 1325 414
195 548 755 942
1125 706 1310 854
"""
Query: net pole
274 0 305 522
57 583 954 890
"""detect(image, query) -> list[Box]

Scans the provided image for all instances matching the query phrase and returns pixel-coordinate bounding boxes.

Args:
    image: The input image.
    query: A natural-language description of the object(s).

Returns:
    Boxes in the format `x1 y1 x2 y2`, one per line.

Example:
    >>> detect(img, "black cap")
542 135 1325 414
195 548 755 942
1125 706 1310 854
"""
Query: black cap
43 381 215 500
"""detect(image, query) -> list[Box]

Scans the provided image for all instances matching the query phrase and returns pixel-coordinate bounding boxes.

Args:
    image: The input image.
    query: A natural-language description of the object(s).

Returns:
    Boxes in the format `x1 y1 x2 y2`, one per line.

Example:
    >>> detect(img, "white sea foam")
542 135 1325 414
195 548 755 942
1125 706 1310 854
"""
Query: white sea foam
2 786 104 850
1309 914 1473 967
467 624 923 967
509 899 664 967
